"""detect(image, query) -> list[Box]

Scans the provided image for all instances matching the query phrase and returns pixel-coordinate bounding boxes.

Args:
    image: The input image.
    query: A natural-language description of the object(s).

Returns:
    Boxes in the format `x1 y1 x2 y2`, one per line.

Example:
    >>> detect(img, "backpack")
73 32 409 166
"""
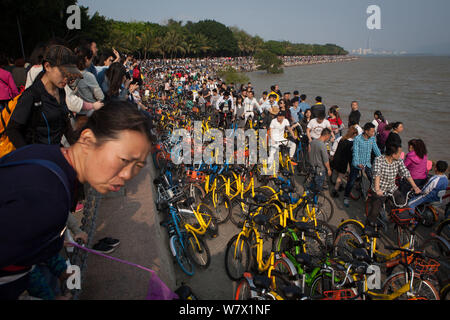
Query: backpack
0 86 41 158
133 68 140 79
0 153 72 273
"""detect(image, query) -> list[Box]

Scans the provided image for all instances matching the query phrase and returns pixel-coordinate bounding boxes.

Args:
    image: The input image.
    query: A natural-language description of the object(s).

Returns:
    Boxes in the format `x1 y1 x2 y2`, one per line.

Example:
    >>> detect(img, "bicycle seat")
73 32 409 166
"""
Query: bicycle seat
294 221 312 232
253 275 271 290
253 194 268 203
253 214 270 226
282 286 306 300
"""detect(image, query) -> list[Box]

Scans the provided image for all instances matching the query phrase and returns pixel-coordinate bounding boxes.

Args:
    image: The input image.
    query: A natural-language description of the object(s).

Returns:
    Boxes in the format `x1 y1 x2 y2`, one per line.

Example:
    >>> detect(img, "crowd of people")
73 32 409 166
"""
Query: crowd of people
0 37 448 300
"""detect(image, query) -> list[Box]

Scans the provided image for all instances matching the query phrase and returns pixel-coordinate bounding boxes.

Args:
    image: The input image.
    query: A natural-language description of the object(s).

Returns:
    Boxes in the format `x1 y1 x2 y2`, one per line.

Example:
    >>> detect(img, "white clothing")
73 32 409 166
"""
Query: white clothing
307 119 332 140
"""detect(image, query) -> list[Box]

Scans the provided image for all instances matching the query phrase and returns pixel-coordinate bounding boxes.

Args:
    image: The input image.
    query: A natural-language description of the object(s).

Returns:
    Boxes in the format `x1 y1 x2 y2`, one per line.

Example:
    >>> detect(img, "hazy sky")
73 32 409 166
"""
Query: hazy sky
78 0 450 54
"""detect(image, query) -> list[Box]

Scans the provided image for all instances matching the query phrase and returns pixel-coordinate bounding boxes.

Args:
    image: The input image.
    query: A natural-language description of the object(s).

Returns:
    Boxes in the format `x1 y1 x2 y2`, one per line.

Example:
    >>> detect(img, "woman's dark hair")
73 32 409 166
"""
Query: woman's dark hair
386 121 403 131
106 62 128 98
304 108 311 118
374 110 385 123
385 144 401 156
329 106 341 121
97 51 114 66
78 100 152 145
74 46 94 70
408 139 427 159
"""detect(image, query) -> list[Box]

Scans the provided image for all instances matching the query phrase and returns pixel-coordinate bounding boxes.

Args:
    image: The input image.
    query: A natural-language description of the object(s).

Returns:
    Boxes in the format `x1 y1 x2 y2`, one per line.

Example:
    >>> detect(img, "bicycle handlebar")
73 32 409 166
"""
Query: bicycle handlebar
384 190 413 208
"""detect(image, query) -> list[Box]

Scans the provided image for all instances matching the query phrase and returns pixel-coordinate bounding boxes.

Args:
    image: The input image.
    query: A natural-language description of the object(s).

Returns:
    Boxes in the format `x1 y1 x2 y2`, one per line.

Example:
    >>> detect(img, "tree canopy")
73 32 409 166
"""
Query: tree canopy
0 0 348 60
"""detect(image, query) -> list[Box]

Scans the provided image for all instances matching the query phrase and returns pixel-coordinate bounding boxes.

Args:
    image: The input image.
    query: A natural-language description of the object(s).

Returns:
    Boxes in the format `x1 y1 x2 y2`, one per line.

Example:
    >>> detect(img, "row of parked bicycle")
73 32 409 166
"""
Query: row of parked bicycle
144 101 450 300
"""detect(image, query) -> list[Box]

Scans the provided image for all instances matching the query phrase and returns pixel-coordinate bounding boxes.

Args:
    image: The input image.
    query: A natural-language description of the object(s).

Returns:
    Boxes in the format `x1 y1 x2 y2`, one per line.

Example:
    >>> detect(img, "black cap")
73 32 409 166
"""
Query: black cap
44 45 82 79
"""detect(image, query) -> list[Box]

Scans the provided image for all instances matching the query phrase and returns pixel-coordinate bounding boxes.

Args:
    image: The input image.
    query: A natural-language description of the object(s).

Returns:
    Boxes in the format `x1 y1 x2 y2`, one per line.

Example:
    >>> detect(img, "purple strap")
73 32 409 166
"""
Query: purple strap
69 242 179 300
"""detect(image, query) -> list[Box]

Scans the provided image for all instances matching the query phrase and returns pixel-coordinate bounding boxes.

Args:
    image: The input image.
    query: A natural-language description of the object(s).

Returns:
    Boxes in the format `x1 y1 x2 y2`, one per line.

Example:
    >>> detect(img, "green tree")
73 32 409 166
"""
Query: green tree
186 20 238 56
254 49 284 74
217 66 249 85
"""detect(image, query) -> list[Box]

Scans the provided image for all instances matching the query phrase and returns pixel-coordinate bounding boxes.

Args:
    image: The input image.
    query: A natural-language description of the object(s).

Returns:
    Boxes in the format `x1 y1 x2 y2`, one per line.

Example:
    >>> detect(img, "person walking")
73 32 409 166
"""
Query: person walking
343 122 381 207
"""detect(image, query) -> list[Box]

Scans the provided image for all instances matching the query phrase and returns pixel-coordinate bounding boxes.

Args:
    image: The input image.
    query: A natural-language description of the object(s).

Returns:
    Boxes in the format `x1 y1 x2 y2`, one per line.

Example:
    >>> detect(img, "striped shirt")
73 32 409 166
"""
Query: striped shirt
352 134 381 168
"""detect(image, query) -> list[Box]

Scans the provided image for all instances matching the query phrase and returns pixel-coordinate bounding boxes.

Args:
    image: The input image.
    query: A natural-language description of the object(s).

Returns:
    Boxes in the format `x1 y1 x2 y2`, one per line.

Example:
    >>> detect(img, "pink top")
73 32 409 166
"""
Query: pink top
404 151 428 180
0 68 19 100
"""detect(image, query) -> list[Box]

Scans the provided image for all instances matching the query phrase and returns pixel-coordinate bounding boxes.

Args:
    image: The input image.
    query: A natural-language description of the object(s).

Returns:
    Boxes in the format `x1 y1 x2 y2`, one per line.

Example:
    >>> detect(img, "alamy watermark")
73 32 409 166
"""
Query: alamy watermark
66 5 81 30
367 5 381 30
168 122 294 174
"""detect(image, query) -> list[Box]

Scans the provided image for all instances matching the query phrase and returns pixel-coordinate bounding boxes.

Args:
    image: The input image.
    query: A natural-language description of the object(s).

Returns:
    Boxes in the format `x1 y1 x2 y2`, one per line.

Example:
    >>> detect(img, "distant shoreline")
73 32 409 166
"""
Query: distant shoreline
281 55 359 68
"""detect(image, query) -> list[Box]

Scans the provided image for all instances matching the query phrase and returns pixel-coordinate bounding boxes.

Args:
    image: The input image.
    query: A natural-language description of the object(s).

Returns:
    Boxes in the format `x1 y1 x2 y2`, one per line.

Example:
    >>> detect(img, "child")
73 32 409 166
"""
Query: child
408 160 449 215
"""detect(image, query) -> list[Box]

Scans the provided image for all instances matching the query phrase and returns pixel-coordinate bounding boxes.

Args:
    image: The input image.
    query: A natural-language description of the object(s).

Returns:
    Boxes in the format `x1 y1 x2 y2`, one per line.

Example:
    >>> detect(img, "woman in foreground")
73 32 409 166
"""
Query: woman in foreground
0 101 152 299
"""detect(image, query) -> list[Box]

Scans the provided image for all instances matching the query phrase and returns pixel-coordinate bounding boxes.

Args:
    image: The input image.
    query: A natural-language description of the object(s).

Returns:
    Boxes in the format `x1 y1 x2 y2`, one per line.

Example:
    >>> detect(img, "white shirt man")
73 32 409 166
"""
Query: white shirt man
268 113 296 164
307 117 335 141
215 93 235 114
259 94 278 113
243 92 260 123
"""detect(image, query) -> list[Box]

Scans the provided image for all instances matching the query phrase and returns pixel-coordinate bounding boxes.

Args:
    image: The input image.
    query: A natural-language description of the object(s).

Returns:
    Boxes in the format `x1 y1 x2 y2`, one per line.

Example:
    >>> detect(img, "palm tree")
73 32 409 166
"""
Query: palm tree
190 33 211 57
138 27 161 59
163 30 186 61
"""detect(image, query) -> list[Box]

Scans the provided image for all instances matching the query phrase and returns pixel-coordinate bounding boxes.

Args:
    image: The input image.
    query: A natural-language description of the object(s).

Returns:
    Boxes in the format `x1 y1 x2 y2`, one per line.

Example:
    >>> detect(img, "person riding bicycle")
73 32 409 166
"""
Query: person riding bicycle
268 111 297 166
243 90 260 127
408 160 448 217
215 90 234 128
368 144 421 225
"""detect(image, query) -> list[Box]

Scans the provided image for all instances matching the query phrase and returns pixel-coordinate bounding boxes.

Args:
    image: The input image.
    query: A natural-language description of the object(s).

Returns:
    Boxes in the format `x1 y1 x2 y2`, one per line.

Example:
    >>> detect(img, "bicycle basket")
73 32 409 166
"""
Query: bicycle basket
322 289 356 300
413 257 440 275
158 184 185 204
390 208 414 226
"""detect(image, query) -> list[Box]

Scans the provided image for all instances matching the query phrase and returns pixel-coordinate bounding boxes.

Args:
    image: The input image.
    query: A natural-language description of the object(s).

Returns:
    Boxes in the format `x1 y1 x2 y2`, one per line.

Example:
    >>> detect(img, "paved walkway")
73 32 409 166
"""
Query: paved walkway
80 156 177 300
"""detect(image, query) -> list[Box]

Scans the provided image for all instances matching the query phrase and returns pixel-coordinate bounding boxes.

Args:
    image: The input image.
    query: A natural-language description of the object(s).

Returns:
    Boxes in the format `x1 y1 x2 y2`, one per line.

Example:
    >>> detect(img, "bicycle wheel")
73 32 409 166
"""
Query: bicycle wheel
440 283 450 300
230 188 275 227
309 273 349 299
225 235 252 281
436 219 450 241
312 194 334 223
383 272 440 300
419 237 450 284
205 192 232 224
196 203 219 238
183 183 205 202
186 234 211 269
235 277 252 300
313 220 335 253
172 235 195 276
301 234 326 264
333 221 365 261
273 258 299 287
